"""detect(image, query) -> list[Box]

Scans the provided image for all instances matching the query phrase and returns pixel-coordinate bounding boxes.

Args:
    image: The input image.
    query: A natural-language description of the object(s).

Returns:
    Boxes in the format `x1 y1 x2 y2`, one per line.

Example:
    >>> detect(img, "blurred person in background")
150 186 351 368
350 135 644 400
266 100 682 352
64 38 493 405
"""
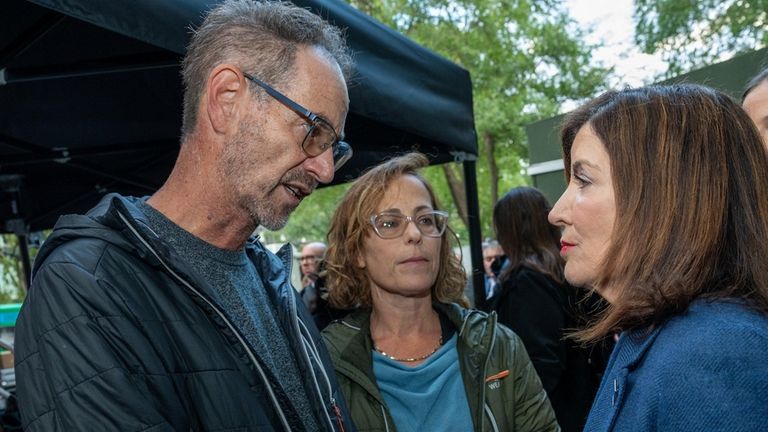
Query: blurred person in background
322 152 559 432
299 241 327 288
299 242 349 330
549 84 768 431
482 239 505 301
492 186 602 432
299 241 327 313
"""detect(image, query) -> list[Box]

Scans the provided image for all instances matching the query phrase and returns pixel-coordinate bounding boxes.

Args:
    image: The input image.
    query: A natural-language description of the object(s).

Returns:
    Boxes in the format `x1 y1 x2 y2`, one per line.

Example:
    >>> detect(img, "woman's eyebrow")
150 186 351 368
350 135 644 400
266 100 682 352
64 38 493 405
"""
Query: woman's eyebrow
572 159 601 172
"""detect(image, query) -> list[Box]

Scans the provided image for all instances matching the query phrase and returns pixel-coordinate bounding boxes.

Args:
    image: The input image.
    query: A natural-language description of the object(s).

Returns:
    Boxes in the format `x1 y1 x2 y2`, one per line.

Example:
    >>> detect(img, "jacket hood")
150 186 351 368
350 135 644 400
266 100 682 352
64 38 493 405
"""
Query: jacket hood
32 194 148 277
32 193 294 287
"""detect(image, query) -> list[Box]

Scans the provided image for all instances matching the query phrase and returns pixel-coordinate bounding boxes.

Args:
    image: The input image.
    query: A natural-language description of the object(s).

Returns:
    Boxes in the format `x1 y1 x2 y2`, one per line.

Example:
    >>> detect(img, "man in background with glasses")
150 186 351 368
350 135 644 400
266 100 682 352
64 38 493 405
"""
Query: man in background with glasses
16 1 355 431
298 241 343 331
299 241 328 290
299 241 326 317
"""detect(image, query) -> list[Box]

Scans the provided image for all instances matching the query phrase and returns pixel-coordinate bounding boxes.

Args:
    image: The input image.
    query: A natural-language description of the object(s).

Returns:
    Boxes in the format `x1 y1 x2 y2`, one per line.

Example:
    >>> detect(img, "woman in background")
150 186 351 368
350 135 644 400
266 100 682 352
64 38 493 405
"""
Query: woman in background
549 84 768 431
492 186 603 432
742 67 768 144
322 152 558 432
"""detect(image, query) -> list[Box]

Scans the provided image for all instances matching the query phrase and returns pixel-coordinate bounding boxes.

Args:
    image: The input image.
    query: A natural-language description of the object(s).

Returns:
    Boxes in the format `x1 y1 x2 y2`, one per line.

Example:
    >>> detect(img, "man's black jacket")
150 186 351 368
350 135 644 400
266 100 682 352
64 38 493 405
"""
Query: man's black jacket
15 194 354 431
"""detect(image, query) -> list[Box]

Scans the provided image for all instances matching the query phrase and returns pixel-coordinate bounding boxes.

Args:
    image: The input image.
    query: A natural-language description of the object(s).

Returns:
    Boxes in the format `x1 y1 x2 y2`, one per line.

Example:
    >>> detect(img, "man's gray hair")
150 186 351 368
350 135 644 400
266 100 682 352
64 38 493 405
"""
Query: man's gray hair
180 0 354 137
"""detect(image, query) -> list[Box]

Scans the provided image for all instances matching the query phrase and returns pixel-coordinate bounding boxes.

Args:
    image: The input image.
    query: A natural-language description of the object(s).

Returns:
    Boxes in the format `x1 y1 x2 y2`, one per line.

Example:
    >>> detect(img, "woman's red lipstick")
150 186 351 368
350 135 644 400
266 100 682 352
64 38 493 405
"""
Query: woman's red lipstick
560 241 575 255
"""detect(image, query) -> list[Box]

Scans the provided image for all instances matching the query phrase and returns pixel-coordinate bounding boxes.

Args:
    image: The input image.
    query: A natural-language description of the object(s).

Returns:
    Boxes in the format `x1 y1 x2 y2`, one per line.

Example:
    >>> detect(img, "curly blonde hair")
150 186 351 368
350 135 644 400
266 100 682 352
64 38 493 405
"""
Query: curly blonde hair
325 152 467 308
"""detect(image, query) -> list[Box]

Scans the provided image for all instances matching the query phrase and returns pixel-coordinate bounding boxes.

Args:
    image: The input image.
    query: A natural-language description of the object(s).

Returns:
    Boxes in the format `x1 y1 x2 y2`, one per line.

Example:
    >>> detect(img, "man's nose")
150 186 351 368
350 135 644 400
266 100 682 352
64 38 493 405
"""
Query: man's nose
303 150 334 184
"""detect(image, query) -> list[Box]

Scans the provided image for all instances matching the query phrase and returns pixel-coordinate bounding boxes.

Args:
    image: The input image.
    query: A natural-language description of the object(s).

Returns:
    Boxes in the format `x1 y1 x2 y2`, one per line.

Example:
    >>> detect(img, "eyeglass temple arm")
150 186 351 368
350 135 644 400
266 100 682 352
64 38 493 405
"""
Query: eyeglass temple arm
243 72 316 122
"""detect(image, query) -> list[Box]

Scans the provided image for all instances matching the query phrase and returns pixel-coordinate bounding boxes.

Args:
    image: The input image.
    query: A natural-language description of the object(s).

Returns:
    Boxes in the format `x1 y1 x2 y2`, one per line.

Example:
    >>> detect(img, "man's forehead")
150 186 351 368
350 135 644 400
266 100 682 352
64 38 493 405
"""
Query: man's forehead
302 244 325 254
295 45 349 126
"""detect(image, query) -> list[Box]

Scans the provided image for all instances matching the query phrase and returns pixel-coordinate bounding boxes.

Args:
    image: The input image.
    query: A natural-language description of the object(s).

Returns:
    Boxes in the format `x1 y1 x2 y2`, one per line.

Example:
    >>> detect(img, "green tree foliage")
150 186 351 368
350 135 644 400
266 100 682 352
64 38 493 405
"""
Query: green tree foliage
635 0 768 76
264 0 609 247
354 0 608 239
0 234 29 303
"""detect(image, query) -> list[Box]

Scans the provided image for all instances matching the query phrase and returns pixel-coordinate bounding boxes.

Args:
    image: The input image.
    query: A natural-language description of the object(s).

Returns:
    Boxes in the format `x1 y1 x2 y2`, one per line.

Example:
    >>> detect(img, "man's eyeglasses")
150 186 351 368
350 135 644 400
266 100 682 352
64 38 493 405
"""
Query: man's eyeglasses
243 72 352 171
484 255 503 264
369 211 449 239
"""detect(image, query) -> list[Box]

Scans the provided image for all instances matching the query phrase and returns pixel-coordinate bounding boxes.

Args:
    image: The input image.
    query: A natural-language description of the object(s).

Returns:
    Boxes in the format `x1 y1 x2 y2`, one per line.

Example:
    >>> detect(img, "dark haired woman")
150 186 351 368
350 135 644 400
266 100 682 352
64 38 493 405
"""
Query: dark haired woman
549 84 768 431
493 186 603 432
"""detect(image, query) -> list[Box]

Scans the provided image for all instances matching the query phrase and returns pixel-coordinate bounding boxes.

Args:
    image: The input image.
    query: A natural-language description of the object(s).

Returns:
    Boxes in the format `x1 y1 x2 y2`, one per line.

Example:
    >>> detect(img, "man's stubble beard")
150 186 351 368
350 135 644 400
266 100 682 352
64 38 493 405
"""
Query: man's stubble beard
219 117 296 231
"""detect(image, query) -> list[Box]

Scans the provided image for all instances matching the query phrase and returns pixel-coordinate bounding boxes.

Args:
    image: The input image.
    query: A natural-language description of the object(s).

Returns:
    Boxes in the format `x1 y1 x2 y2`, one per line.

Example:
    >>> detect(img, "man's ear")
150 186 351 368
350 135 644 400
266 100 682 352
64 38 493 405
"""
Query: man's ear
205 64 247 134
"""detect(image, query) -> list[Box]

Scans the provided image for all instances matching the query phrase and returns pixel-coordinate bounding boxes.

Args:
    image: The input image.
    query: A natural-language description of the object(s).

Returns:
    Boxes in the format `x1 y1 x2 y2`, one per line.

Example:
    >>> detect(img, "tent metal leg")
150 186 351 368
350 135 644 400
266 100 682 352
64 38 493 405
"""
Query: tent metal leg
17 234 30 294
463 160 487 311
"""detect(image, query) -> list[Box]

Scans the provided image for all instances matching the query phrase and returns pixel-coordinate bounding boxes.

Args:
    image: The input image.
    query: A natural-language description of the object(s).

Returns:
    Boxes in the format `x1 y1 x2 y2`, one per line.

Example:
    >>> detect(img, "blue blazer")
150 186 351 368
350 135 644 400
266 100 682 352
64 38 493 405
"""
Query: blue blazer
585 299 768 432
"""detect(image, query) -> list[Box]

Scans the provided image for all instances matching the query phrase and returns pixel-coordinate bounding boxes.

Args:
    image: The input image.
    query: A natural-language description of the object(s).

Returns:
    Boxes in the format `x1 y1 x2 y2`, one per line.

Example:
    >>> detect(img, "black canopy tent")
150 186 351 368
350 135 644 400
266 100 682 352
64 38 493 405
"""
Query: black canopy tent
0 0 487 308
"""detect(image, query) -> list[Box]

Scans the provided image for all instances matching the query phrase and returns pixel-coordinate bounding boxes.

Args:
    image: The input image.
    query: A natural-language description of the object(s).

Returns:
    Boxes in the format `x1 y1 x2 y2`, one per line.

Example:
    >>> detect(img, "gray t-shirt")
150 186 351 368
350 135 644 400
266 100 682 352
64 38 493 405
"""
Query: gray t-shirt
137 200 317 430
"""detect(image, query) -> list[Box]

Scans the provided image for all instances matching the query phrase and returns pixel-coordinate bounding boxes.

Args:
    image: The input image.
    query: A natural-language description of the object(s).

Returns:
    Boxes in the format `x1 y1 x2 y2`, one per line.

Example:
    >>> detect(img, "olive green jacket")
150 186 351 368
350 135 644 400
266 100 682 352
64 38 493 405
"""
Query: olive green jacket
322 303 560 432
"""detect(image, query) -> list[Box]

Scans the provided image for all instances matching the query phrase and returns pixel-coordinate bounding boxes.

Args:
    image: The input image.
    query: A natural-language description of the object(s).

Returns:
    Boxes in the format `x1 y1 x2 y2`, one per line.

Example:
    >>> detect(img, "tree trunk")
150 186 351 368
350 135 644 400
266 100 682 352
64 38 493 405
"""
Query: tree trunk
484 131 499 207
442 164 468 228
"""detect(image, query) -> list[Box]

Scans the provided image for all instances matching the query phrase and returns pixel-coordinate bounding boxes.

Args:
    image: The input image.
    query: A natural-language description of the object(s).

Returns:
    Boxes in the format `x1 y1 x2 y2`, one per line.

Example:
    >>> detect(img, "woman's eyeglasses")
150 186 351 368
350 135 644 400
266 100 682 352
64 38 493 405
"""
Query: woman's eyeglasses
369 210 449 239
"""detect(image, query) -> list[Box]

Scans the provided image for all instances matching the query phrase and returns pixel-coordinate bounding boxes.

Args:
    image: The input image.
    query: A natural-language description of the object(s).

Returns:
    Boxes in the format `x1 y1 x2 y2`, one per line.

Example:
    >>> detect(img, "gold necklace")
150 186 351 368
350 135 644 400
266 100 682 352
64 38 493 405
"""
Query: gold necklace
373 335 444 362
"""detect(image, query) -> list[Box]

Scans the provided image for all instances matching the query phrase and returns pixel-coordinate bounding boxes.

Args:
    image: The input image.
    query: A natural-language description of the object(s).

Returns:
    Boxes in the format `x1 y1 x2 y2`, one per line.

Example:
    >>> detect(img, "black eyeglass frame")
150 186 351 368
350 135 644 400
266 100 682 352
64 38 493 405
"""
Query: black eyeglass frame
242 72 352 170
369 210 450 239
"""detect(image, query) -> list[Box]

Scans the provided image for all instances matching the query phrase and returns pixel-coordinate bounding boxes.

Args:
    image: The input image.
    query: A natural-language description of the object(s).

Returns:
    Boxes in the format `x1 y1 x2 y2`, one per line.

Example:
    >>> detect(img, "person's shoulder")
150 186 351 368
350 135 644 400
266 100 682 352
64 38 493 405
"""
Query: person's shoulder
499 266 564 305
664 299 768 339
651 299 768 366
36 235 119 279
322 310 366 341
505 266 558 287
641 300 768 415
458 307 526 352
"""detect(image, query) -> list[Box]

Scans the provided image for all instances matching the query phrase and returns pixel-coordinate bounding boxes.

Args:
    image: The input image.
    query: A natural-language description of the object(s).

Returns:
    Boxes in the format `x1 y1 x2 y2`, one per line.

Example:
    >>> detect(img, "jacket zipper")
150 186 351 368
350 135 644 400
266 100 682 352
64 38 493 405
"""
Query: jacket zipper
476 311 499 432
380 404 390 432
117 211 293 431
284 249 342 431
483 404 499 432
438 309 500 432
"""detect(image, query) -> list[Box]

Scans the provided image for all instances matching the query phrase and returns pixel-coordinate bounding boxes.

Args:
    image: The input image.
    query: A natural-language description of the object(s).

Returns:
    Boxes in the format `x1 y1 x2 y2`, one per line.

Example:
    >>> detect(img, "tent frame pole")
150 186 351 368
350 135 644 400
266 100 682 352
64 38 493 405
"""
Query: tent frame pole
17 233 31 294
463 160 487 311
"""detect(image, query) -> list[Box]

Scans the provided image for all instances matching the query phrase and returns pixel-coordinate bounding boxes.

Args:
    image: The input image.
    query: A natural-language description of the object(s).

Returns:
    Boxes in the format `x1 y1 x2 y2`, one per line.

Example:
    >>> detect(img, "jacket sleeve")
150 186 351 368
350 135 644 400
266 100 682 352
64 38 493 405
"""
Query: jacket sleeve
497 327 561 432
495 271 567 393
15 258 177 432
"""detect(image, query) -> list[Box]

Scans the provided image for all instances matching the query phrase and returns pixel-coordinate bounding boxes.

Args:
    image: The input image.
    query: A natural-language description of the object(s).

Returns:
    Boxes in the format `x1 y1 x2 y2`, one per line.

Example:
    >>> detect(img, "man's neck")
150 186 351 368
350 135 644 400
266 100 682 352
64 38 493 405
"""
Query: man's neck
147 142 256 251
147 189 255 251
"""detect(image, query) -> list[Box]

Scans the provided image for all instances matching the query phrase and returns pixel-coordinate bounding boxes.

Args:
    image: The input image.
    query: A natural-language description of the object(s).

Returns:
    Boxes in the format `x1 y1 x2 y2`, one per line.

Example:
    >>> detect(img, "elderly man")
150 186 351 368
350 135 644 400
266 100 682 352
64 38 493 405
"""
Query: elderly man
299 241 327 288
483 240 505 300
15 1 355 431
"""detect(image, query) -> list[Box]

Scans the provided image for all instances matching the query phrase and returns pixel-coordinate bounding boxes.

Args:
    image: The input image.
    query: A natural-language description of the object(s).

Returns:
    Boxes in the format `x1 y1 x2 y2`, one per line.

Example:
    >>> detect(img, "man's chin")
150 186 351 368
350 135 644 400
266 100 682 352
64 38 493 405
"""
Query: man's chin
254 207 295 232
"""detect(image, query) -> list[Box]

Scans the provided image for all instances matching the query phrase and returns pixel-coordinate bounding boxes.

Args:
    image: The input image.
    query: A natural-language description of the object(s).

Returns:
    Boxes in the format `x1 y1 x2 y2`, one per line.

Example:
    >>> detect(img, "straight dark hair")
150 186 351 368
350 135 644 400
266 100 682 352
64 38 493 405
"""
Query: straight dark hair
560 84 768 342
493 186 564 285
